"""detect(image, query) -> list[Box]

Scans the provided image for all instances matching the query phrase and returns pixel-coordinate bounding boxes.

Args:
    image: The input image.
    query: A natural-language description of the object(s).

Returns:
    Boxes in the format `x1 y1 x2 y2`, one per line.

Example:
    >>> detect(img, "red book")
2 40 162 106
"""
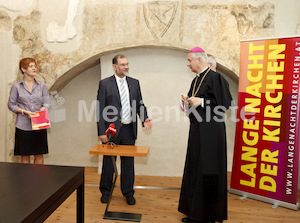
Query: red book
31 110 51 130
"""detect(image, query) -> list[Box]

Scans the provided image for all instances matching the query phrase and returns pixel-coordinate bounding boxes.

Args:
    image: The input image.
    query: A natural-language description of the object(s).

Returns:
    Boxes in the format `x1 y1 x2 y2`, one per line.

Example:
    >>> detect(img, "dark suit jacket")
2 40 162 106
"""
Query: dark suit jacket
97 75 148 140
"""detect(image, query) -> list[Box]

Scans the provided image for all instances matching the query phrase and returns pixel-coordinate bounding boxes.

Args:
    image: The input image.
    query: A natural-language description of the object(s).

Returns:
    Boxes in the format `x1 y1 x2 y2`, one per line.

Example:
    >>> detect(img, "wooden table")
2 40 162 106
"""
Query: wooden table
0 162 84 223
89 144 149 222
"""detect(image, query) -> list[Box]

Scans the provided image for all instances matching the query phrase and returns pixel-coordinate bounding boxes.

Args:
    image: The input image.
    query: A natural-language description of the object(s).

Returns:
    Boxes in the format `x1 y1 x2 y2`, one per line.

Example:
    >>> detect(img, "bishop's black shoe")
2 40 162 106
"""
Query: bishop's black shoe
182 217 195 222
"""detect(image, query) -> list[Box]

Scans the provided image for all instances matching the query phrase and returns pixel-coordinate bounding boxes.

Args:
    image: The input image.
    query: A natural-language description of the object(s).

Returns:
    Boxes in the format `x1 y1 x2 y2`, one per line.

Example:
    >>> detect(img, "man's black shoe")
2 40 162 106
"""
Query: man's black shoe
126 196 136 205
100 194 109 203
182 217 194 222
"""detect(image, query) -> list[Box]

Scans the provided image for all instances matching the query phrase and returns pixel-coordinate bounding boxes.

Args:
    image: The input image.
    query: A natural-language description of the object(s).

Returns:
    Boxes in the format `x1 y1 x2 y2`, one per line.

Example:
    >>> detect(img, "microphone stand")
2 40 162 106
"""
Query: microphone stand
106 129 117 148
106 141 117 149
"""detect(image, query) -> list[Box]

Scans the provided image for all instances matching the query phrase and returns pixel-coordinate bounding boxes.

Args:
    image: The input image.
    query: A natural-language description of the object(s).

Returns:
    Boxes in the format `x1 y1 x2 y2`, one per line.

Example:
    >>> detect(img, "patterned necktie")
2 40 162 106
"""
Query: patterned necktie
119 79 130 122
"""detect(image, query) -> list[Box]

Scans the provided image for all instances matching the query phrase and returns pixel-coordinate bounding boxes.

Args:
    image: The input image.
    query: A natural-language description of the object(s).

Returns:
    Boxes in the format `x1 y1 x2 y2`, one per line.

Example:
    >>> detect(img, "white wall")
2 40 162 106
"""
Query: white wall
47 65 100 166
275 0 300 37
47 48 238 176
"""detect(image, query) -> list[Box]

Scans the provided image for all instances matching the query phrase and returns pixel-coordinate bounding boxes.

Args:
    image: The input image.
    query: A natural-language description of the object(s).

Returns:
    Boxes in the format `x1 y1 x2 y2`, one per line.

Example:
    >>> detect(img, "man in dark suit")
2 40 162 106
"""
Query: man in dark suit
97 54 152 205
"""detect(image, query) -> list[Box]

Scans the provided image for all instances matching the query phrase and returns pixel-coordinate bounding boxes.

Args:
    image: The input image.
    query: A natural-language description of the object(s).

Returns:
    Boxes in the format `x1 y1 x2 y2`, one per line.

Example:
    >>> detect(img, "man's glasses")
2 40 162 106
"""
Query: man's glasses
118 63 129 67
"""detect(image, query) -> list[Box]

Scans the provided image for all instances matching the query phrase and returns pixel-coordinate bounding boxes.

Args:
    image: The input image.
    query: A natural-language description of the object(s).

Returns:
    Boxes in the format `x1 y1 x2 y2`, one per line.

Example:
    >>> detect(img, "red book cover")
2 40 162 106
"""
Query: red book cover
31 110 51 130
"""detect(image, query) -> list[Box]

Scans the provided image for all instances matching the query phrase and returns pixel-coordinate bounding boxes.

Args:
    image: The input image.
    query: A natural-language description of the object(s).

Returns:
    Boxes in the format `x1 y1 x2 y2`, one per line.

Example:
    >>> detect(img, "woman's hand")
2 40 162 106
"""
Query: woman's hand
24 110 34 119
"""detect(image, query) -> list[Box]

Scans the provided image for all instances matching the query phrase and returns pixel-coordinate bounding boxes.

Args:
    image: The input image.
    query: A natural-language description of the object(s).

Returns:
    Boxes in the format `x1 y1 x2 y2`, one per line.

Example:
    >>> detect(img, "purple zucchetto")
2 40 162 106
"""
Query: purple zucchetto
189 47 205 53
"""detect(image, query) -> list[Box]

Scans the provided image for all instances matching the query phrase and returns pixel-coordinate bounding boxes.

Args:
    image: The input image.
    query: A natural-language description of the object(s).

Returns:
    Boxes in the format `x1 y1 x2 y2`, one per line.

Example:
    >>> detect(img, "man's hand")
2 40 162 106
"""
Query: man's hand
143 118 152 130
99 135 108 144
187 97 203 107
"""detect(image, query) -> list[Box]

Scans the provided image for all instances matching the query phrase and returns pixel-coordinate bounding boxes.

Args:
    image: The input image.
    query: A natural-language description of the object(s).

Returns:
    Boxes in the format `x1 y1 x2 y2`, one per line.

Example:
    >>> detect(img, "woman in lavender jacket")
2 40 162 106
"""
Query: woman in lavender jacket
8 58 51 164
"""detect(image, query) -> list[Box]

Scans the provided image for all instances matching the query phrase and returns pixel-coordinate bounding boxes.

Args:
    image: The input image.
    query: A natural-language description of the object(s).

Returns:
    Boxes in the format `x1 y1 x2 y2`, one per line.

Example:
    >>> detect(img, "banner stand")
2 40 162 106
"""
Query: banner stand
230 35 300 212
229 187 300 211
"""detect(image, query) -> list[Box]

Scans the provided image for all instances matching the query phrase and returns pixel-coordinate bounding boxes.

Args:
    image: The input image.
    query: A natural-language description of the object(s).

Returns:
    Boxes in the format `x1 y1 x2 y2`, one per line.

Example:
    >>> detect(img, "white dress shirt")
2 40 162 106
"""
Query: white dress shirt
115 74 132 124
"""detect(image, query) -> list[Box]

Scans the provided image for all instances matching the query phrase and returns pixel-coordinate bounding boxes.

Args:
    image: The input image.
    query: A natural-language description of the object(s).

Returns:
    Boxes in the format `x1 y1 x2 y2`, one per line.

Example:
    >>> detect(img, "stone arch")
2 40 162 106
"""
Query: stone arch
49 45 239 92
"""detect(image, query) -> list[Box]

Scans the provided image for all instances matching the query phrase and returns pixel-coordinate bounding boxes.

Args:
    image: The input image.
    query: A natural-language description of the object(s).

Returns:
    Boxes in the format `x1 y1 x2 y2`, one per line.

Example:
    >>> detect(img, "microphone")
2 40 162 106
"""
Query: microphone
105 123 117 142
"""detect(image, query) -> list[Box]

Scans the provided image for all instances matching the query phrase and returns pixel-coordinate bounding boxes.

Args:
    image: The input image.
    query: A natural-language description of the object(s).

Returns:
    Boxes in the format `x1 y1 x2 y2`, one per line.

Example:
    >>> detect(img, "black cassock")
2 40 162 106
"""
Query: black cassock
178 68 233 222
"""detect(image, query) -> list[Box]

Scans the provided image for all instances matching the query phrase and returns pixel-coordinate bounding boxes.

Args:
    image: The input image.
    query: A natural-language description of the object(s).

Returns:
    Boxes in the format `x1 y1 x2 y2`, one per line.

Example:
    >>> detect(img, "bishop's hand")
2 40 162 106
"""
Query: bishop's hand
187 97 203 107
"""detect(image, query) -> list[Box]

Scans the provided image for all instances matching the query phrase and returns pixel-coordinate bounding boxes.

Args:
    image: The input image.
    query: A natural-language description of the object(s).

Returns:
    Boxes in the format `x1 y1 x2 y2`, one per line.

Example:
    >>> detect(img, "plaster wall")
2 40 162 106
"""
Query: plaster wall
47 47 238 176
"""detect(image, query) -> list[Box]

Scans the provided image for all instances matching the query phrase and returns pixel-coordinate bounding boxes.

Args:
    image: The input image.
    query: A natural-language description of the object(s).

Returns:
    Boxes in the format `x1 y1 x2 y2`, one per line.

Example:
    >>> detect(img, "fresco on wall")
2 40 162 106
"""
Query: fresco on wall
8 1 276 89
263 13 274 29
0 10 11 31
231 11 253 38
231 2 274 38
143 1 178 39
13 11 49 83
0 0 34 12
46 0 81 42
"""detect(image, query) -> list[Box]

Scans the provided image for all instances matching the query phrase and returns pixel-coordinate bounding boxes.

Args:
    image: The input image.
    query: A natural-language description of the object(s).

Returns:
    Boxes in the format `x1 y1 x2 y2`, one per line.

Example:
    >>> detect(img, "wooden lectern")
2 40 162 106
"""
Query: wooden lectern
89 144 150 222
